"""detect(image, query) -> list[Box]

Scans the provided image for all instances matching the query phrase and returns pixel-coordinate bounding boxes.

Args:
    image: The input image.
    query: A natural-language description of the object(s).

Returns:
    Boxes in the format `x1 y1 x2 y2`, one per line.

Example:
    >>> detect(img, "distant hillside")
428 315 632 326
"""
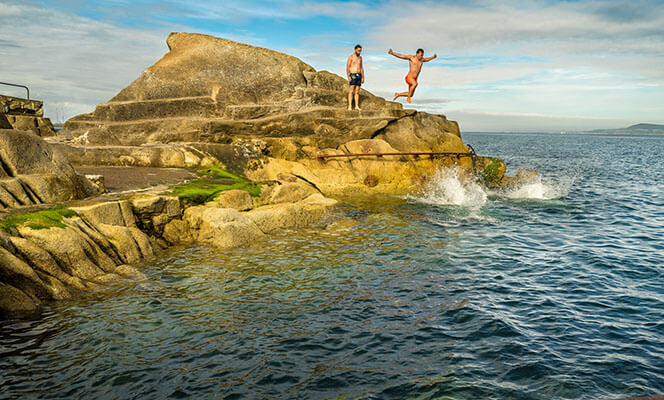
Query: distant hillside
586 123 664 135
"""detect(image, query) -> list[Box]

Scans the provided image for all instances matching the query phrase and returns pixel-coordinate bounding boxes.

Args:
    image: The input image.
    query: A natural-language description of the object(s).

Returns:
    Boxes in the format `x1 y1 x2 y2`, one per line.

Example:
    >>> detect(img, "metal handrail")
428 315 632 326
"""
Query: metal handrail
0 82 29 99
316 143 479 161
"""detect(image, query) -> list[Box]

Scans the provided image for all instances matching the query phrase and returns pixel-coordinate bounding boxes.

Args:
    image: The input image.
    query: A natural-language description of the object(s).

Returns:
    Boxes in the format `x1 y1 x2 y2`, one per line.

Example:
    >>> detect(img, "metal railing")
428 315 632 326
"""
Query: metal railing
0 82 29 99
316 144 479 161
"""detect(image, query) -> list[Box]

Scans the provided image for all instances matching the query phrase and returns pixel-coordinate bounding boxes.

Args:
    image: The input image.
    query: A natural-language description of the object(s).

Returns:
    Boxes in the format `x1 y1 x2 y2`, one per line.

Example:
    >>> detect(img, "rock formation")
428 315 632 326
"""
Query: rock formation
60 33 495 194
0 95 56 137
0 184 337 315
65 33 461 151
0 129 98 210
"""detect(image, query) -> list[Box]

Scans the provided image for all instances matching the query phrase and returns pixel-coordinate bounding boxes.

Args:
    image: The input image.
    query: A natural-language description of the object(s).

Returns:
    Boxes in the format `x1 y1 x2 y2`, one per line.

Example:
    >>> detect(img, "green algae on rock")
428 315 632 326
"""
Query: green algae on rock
169 165 265 205
0 206 78 232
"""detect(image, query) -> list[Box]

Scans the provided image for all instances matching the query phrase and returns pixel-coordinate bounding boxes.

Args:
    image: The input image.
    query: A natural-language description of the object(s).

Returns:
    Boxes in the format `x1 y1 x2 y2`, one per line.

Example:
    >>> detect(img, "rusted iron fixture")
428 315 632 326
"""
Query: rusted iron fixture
316 143 479 161
0 82 30 99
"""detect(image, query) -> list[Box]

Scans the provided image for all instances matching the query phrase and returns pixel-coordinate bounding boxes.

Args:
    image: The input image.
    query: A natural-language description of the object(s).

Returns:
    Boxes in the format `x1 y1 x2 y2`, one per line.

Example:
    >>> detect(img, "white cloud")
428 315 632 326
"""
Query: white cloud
0 2 171 119
2 0 662 131
0 4 22 17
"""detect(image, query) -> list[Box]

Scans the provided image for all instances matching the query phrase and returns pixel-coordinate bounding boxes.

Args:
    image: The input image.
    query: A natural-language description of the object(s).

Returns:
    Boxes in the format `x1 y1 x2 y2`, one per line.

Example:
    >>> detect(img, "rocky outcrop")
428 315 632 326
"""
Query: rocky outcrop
0 199 163 315
0 129 98 210
0 95 56 137
0 183 338 315
162 183 337 246
60 32 511 193
64 33 461 151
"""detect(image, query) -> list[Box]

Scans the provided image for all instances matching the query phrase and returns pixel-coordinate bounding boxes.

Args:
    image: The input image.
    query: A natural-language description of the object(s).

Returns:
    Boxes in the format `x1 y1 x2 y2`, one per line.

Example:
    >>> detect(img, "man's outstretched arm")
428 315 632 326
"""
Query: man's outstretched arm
423 53 438 62
388 49 410 60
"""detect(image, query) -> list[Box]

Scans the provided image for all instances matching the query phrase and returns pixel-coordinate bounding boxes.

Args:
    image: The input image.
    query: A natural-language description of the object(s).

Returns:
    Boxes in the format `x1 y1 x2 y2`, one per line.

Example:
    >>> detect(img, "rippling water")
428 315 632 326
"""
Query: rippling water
1 133 663 399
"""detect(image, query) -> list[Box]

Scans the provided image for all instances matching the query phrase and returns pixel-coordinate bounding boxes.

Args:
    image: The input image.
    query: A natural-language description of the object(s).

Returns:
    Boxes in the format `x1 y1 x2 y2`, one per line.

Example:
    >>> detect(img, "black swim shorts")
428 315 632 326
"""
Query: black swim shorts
349 73 362 86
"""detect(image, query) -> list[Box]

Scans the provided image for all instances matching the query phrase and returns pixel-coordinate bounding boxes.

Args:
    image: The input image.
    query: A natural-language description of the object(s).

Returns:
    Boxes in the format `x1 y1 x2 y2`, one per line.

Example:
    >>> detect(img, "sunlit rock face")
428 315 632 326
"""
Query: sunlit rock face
63 32 462 152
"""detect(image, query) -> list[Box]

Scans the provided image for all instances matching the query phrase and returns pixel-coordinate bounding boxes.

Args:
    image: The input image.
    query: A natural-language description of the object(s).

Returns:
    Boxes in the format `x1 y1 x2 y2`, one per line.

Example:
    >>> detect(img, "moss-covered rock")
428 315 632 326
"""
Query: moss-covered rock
0 206 77 232
169 165 265 205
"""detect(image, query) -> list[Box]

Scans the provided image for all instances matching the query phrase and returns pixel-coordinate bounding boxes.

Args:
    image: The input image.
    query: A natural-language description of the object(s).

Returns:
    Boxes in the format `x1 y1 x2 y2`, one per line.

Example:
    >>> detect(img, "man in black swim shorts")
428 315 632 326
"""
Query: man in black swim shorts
346 44 364 110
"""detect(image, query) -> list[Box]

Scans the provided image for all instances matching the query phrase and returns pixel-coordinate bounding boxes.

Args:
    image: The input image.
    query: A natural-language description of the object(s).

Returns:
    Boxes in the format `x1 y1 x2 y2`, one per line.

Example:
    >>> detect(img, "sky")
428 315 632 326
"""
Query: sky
1 0 663 132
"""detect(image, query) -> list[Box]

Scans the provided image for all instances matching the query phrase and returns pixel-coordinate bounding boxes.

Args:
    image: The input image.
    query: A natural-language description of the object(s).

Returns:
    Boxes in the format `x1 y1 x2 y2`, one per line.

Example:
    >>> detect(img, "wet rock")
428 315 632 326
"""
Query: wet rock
183 206 265 249
500 168 541 189
162 219 194 245
245 193 337 234
130 195 182 236
0 283 39 314
263 182 316 204
115 264 147 280
206 189 253 211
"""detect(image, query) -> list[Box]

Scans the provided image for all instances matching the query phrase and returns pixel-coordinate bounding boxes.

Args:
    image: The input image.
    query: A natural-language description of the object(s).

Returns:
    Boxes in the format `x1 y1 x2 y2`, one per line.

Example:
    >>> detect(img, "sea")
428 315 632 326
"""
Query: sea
0 132 662 400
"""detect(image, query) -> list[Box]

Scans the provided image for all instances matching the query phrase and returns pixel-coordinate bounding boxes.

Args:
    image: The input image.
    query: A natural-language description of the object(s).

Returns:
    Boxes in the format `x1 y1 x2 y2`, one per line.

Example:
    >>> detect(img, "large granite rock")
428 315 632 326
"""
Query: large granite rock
64 32 461 152
0 129 97 210
61 32 513 194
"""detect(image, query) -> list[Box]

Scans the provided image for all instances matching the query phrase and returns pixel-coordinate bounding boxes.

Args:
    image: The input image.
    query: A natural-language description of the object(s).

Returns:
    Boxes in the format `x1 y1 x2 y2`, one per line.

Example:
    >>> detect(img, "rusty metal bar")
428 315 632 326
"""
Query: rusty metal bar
0 82 29 99
316 151 472 160
316 143 479 161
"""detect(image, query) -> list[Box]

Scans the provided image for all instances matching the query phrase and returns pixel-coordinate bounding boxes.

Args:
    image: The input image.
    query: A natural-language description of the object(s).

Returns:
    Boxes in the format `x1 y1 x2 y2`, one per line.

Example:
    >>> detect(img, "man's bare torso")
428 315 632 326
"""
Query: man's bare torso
408 57 424 79
348 54 363 74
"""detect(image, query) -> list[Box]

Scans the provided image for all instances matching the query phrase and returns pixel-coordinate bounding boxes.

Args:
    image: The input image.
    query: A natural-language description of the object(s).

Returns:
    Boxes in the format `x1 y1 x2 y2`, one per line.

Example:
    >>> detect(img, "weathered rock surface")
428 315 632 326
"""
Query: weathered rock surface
206 189 254 211
0 189 339 315
0 196 181 315
64 33 460 152
0 95 56 137
163 188 338 246
61 32 513 193
0 129 98 210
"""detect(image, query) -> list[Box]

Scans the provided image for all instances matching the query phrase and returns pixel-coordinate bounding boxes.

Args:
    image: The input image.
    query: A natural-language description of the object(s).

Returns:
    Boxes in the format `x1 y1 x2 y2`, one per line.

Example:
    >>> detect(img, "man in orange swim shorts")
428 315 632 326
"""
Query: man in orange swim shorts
388 48 437 103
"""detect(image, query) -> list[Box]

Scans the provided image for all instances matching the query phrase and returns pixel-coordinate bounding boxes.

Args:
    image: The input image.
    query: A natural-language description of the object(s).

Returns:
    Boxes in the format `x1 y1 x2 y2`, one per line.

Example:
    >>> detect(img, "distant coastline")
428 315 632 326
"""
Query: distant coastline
466 123 664 136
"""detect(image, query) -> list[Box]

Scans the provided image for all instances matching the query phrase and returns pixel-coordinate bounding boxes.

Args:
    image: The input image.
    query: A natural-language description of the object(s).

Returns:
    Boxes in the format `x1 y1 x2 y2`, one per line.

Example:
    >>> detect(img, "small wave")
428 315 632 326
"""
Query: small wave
410 168 488 208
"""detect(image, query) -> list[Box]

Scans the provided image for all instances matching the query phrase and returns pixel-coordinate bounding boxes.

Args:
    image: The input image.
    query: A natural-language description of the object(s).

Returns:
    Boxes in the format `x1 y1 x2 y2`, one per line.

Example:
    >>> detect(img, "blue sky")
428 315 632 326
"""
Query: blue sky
1 0 663 131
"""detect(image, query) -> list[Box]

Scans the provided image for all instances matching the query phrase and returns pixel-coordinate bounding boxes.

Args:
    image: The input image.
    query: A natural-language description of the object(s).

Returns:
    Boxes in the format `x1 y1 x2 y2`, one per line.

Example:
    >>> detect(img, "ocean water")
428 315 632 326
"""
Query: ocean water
1 133 663 399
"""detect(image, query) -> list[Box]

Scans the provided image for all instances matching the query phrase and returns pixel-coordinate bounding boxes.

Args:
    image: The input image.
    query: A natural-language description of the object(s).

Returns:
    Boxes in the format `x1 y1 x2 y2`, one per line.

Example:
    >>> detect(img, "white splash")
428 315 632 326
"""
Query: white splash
503 175 571 200
413 168 488 207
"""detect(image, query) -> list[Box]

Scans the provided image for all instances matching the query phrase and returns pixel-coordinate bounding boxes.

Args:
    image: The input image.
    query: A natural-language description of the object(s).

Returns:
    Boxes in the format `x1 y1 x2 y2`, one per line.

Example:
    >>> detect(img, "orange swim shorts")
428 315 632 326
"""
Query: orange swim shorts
405 75 417 88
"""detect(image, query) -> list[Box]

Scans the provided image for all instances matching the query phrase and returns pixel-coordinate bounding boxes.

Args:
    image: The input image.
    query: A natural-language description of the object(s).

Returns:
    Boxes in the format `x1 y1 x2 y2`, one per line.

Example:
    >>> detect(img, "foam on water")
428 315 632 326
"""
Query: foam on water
501 175 572 201
411 167 487 208
411 167 571 209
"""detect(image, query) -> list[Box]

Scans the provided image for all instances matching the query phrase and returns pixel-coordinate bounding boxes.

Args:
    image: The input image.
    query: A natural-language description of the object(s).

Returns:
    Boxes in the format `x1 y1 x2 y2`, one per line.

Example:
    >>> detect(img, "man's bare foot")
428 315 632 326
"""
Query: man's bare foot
393 93 399 101
355 107 361 111
347 106 352 111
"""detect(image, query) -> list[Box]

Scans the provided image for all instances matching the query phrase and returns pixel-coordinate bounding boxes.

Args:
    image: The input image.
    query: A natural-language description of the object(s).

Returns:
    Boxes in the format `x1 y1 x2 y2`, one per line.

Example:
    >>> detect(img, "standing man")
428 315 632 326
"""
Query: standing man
347 44 364 111
388 48 437 103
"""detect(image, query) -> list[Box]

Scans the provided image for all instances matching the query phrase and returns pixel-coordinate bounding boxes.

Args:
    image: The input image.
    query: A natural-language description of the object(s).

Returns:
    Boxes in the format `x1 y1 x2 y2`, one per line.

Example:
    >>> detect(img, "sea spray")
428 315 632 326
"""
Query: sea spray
501 174 572 201
410 167 571 208
411 167 488 207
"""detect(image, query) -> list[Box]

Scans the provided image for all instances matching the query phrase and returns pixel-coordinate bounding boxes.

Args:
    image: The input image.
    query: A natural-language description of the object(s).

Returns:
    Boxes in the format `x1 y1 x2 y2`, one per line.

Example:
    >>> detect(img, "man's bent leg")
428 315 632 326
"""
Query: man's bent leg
407 83 417 103
393 92 409 100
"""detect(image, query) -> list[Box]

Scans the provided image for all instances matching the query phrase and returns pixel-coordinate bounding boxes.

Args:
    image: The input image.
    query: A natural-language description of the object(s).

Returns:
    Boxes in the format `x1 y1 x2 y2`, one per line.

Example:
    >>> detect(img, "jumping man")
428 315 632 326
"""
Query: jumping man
347 44 364 110
388 48 437 103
